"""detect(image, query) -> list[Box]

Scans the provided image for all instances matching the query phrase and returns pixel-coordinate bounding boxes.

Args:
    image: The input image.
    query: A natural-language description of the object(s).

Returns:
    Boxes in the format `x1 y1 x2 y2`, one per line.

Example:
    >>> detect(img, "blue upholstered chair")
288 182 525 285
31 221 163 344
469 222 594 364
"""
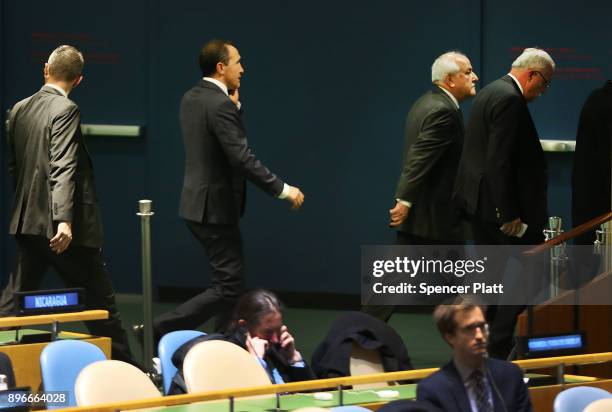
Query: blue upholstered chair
553 386 611 412
158 330 205 394
40 340 106 408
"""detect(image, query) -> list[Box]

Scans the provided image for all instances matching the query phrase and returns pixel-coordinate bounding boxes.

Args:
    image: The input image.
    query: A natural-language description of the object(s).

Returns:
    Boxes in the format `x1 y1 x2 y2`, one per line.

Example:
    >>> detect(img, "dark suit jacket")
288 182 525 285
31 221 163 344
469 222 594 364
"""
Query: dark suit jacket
395 87 465 242
178 80 284 224
7 85 103 248
416 358 532 412
311 311 413 379
572 80 612 245
454 76 548 235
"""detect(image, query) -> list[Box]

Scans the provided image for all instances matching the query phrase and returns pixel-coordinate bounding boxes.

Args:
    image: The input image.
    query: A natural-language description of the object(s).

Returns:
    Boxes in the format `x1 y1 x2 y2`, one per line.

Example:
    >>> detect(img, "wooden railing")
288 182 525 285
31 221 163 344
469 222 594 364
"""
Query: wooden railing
52 352 612 412
524 211 612 256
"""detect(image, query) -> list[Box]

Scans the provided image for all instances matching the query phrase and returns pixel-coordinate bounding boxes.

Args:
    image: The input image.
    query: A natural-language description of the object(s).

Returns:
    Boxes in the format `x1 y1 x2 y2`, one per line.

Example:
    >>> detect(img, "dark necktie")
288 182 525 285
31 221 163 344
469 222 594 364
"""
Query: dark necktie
470 370 492 412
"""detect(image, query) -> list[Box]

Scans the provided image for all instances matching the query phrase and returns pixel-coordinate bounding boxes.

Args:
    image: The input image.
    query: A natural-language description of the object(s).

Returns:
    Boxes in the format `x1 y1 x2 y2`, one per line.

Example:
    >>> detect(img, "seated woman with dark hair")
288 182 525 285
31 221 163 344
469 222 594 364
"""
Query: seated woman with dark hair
168 289 315 394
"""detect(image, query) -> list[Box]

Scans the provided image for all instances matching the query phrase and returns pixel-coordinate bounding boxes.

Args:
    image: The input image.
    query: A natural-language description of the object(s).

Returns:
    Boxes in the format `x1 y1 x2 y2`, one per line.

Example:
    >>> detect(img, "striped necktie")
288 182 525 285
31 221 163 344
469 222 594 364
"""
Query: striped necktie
470 369 492 412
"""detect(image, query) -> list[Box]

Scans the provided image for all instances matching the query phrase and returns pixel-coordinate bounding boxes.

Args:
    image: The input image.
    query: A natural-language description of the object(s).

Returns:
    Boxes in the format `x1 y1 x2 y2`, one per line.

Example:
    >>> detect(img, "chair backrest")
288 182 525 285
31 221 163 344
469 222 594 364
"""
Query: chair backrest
553 386 612 412
349 343 388 389
158 330 206 394
183 340 271 393
584 398 612 412
40 340 106 408
75 360 160 406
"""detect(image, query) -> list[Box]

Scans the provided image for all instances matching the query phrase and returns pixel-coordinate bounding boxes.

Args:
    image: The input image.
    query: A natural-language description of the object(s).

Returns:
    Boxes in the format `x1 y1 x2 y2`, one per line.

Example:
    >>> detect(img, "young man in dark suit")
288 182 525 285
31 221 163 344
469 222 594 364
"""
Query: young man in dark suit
417 301 532 412
364 52 478 322
0 45 133 362
150 40 305 339
453 48 556 359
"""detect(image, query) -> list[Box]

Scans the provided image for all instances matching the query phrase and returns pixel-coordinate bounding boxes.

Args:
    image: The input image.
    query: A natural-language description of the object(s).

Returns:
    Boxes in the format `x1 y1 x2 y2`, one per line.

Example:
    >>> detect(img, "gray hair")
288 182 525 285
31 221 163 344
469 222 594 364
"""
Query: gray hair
431 51 467 83
511 48 555 71
47 45 84 82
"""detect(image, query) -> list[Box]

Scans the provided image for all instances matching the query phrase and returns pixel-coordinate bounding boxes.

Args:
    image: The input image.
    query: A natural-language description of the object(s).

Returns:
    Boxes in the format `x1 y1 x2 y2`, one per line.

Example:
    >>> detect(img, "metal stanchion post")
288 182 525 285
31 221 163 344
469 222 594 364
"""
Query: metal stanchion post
595 222 611 273
544 217 566 298
137 200 154 373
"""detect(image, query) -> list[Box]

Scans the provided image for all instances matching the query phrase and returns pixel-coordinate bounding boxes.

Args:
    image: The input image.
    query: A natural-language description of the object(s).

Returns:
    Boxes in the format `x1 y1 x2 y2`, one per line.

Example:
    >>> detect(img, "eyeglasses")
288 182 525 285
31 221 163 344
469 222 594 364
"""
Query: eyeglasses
458 321 488 335
534 71 551 88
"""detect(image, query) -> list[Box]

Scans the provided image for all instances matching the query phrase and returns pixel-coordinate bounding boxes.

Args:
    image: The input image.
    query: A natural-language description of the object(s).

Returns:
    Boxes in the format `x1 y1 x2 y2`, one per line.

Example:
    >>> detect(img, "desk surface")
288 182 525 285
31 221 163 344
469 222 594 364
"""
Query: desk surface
134 385 416 412
0 310 108 328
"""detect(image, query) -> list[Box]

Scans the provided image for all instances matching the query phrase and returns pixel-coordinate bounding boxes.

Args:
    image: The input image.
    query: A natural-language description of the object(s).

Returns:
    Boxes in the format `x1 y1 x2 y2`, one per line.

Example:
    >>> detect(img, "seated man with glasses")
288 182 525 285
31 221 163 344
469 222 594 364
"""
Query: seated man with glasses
417 299 532 412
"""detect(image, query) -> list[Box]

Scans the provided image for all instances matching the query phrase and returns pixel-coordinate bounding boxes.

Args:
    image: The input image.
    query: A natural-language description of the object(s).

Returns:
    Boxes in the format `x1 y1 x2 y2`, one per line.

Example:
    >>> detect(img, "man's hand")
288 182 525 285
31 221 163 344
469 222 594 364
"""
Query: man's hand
50 221 73 254
279 325 302 363
500 217 523 236
389 202 409 227
285 185 305 210
229 88 240 107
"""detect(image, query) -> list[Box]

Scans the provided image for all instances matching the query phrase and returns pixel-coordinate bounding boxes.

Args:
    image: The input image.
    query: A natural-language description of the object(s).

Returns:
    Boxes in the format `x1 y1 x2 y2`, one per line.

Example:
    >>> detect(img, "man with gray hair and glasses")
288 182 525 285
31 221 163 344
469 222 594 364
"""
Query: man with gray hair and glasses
0 45 134 363
453 48 555 359
364 51 478 322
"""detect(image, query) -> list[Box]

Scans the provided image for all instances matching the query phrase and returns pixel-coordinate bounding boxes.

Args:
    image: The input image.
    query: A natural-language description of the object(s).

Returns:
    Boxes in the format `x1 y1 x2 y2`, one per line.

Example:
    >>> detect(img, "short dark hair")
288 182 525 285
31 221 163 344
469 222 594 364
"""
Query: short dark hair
230 289 282 331
47 45 84 82
433 297 484 337
198 39 234 77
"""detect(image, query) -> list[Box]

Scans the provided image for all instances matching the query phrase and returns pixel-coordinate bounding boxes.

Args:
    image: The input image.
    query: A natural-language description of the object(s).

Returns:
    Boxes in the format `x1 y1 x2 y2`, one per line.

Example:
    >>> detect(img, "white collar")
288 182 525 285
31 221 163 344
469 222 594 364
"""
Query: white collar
507 73 524 95
436 85 460 109
203 77 228 96
45 83 68 97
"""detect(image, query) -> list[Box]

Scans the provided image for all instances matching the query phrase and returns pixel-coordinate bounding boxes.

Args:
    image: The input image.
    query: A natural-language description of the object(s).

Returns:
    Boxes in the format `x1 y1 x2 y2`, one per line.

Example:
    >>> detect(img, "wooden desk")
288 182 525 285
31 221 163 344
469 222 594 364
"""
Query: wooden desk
49 352 612 412
0 329 111 391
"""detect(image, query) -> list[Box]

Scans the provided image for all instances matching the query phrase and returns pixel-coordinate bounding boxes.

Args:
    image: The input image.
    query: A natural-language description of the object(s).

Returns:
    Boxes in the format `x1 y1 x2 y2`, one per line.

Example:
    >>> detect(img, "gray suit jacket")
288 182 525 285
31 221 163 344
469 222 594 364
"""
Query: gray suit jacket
394 87 466 241
178 80 284 224
7 85 103 248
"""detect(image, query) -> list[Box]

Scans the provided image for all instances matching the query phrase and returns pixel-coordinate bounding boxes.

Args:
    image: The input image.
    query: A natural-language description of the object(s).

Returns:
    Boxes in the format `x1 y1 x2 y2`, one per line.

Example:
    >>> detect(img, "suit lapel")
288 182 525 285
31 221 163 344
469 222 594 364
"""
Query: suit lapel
443 362 472 412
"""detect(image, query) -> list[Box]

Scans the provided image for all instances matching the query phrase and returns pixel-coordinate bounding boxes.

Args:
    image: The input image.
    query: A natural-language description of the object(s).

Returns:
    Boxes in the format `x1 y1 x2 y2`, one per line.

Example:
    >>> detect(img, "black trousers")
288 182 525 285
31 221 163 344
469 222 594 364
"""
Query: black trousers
0 235 133 363
471 218 544 360
362 231 464 322
153 220 245 341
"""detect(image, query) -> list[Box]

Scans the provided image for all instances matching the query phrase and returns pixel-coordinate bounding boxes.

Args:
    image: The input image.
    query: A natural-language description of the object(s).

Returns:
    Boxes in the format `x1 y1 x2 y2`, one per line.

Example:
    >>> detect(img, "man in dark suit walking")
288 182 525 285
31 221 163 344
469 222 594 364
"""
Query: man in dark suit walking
364 52 478 321
417 301 532 412
453 48 556 359
151 39 304 339
0 45 133 362
389 51 478 243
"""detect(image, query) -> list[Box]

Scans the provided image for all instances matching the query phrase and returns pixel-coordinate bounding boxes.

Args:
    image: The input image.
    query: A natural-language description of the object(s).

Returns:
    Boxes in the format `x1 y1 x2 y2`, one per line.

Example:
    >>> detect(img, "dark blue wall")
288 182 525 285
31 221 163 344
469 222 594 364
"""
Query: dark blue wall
1 0 609 294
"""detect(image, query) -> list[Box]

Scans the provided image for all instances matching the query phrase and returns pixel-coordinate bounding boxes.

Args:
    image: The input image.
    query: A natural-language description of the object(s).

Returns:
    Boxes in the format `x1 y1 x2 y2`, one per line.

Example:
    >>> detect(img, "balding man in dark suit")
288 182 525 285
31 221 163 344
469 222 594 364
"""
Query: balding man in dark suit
0 45 133 363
